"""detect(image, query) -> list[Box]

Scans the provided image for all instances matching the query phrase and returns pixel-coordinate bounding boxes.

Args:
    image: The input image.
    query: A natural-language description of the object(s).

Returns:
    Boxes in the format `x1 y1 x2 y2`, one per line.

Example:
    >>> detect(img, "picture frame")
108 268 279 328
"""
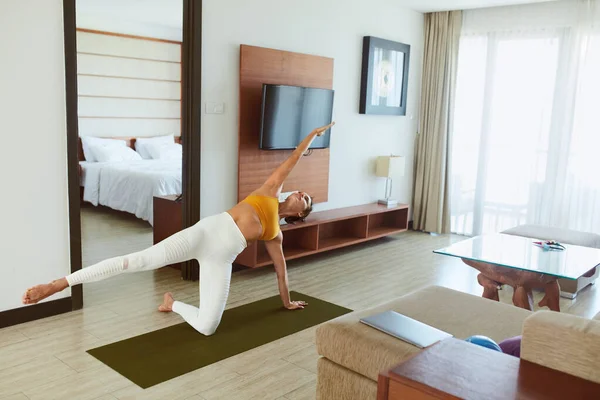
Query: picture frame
359 36 410 116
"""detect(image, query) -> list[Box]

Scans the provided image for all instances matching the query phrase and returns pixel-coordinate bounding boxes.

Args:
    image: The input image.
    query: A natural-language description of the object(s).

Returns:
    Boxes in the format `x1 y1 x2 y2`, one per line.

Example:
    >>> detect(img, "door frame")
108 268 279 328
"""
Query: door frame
64 0 202 309
0 0 202 328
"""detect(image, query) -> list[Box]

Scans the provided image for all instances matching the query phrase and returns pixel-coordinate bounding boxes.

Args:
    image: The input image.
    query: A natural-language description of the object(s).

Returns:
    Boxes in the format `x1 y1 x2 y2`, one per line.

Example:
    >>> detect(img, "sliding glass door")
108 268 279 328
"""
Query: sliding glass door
451 25 600 236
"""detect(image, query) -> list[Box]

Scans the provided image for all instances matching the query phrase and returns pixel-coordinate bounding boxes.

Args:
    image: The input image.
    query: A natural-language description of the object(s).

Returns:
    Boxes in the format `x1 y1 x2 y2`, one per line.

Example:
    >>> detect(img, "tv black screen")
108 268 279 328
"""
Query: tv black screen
259 84 334 150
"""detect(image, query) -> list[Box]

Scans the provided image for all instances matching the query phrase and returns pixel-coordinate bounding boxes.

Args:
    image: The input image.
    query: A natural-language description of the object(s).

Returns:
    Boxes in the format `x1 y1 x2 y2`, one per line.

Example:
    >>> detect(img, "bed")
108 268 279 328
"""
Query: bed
78 136 182 226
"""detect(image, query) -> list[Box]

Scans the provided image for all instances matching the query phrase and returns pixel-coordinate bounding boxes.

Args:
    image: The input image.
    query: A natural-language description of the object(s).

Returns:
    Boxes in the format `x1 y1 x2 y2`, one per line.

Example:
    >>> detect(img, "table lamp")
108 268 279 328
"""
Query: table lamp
375 155 405 207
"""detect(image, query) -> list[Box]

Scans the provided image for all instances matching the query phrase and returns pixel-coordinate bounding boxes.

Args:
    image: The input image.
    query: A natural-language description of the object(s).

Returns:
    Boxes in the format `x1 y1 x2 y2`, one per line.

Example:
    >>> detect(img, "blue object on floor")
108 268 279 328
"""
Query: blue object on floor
465 335 503 352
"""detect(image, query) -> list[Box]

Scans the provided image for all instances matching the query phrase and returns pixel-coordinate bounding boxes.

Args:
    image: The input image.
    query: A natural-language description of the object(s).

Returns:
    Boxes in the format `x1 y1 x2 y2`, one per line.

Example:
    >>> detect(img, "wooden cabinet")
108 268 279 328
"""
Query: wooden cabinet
236 203 409 268
152 199 409 269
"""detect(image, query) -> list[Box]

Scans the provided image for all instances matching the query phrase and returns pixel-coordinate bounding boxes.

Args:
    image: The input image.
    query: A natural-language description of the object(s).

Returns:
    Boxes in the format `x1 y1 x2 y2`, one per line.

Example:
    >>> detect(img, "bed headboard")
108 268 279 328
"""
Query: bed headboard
78 136 182 162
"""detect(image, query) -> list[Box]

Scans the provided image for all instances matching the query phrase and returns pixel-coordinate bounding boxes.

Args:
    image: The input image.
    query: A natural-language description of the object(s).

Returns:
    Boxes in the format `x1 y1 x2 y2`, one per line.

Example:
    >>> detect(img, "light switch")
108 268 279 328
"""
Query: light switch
205 102 225 114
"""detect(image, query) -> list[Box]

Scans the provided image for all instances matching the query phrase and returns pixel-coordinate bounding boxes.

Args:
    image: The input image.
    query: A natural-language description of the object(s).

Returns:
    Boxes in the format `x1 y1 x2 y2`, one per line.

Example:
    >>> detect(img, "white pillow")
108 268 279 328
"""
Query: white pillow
147 142 182 160
91 145 143 163
81 136 127 162
135 135 175 159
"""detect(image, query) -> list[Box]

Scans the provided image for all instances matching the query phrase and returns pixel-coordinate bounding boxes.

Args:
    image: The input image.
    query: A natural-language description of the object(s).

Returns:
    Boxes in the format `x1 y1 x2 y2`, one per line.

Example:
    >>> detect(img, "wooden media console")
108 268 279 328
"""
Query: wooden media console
235 203 409 268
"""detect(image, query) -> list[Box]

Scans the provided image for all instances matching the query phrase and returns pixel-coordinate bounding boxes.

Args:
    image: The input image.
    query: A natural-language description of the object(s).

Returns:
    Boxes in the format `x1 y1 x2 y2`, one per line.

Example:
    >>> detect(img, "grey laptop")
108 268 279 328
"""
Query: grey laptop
360 311 452 348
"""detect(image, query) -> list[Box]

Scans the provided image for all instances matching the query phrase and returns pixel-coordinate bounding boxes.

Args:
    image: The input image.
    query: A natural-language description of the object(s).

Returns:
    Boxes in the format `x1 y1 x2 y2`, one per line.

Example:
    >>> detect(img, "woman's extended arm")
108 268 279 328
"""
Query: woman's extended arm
260 122 334 195
264 232 307 309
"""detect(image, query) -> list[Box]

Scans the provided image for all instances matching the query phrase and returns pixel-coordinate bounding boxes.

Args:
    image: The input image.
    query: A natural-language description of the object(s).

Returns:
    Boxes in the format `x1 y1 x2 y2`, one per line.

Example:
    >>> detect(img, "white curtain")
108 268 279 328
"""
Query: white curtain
412 11 462 234
451 0 600 236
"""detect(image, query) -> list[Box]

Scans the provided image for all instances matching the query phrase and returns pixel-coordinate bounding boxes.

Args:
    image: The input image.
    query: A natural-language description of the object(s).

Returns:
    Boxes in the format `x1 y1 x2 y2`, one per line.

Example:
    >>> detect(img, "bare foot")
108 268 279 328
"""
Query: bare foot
158 292 175 312
22 279 68 305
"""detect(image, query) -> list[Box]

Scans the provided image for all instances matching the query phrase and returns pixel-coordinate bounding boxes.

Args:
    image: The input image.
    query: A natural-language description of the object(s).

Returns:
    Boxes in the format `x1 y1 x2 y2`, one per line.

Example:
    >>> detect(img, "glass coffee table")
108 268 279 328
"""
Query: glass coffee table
434 233 600 312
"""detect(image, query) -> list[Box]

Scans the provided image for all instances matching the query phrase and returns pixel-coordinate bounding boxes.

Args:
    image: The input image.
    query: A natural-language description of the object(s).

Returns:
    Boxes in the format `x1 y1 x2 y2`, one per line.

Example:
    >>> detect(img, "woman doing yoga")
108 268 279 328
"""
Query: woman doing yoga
22 122 335 335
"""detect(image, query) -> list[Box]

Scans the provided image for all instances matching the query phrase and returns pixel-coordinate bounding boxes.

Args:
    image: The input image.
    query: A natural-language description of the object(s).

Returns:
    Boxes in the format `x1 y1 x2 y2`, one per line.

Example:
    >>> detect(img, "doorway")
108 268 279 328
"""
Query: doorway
63 0 202 311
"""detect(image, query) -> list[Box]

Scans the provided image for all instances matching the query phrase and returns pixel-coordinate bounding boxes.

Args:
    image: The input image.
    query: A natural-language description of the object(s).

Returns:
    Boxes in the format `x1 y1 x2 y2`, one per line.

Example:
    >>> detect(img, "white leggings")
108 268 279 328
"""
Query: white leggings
66 212 247 336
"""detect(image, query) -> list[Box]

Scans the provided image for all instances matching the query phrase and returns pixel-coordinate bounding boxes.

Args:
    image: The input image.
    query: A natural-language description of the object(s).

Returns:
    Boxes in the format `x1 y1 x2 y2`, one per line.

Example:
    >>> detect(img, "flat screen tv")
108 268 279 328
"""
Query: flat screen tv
259 84 334 150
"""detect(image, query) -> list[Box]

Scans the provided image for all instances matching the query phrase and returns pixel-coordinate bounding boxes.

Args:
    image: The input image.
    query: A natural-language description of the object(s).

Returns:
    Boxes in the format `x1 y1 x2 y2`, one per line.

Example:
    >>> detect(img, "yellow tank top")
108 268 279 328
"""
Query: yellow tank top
242 194 280 241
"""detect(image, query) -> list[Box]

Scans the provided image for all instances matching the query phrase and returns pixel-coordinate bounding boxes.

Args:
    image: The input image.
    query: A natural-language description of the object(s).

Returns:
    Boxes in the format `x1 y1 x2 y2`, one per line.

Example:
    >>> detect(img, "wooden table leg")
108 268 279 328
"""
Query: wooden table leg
461 258 561 312
538 280 561 312
462 259 502 301
477 273 500 301
512 286 534 311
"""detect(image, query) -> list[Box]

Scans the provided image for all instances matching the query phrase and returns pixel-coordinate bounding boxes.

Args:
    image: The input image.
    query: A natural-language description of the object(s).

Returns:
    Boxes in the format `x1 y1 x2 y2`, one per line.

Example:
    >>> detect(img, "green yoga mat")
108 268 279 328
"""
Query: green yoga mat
87 291 351 388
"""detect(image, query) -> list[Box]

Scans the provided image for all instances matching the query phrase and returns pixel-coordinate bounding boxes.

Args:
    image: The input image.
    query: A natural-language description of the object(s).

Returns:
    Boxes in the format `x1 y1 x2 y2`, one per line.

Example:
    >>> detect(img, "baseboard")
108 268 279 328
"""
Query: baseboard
0 297 72 329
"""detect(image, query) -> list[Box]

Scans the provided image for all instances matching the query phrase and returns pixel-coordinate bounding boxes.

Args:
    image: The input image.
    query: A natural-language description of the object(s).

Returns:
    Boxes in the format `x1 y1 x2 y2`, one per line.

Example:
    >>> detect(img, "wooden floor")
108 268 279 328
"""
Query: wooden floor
80 205 153 267
1 208 599 400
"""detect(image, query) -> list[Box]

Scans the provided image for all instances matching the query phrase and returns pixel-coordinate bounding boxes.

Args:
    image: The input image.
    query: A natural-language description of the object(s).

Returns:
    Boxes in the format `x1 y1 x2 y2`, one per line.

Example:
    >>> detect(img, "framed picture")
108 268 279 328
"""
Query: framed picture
359 36 410 115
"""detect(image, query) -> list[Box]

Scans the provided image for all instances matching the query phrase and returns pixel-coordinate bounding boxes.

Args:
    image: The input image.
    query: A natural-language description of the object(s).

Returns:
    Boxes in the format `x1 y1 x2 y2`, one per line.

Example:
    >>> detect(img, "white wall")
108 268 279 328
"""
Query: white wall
76 0 182 42
76 14 182 42
201 0 424 217
0 0 71 312
462 1 585 33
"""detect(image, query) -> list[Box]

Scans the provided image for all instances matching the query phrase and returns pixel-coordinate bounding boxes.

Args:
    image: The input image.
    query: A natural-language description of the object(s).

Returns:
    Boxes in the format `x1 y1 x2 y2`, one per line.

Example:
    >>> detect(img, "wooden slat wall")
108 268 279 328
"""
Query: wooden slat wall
238 45 333 203
76 29 182 137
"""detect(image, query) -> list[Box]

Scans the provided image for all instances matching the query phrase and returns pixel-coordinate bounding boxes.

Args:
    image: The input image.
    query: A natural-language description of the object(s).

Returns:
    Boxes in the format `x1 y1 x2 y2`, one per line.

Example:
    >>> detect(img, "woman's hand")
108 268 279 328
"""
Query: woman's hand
313 122 335 137
262 122 335 191
285 300 308 310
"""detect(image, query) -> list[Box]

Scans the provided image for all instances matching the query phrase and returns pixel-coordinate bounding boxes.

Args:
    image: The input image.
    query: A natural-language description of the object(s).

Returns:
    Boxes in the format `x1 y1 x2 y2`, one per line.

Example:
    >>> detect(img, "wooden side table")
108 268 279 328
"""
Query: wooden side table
153 194 183 269
378 337 600 399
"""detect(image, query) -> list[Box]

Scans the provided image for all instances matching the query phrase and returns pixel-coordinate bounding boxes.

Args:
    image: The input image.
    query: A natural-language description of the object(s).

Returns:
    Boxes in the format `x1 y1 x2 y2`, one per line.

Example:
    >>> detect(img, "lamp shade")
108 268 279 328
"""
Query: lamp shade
375 156 405 178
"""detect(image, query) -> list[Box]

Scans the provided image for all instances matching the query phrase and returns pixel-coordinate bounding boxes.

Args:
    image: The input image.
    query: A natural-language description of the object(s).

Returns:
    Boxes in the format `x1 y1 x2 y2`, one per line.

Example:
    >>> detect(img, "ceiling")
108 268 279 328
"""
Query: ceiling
400 0 557 13
75 0 558 28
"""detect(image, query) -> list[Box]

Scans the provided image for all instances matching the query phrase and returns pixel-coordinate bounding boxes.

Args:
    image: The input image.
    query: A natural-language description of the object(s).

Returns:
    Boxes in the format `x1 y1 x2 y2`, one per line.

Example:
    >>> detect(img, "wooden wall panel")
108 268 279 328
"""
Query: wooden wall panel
77 53 181 81
78 97 181 118
78 75 180 99
76 30 181 61
238 45 334 203
76 29 181 137
78 119 181 137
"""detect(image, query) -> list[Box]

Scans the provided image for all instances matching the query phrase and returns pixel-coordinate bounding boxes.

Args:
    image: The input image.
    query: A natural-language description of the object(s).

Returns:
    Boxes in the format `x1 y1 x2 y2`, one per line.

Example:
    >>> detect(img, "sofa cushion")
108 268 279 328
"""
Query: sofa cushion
317 358 377 400
502 224 600 249
316 285 530 382
522 311 600 384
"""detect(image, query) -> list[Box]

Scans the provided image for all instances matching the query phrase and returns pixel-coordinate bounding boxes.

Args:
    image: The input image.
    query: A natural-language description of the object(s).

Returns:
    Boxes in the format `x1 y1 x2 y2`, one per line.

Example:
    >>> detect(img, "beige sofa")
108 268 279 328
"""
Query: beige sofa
316 285 600 399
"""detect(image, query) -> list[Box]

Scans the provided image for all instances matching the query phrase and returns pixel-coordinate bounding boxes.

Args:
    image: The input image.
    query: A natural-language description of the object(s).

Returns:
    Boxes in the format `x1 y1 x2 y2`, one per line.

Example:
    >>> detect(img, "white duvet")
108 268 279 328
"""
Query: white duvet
80 159 182 225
